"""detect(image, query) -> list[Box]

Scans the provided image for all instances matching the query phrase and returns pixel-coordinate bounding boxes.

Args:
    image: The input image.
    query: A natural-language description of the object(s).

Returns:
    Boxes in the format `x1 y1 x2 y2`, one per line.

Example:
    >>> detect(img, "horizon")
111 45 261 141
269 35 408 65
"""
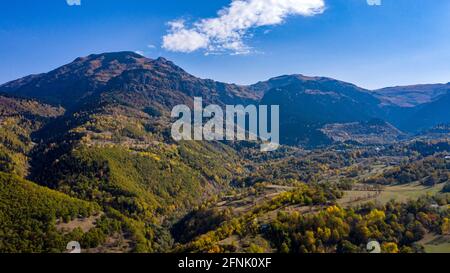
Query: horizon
1 50 449 91
1 0 450 89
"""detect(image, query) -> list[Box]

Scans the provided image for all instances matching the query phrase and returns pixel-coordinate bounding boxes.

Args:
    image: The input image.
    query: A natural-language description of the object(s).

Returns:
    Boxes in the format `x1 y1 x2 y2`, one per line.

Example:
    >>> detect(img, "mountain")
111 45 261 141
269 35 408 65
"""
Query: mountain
257 75 383 146
1 53 395 148
0 52 252 252
1 52 450 253
400 92 450 132
0 52 259 110
371 83 450 132
373 83 450 107
4 52 450 144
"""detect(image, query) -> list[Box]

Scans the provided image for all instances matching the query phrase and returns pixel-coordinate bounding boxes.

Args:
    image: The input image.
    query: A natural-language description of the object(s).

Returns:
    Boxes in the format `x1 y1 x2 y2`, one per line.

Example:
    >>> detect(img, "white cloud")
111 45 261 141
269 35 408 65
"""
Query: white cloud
66 0 81 6
163 20 210 53
162 0 325 54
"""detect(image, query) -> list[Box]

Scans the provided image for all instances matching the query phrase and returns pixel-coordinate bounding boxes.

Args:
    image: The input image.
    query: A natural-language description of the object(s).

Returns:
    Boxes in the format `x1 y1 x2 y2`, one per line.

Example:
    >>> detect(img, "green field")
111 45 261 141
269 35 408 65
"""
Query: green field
376 182 445 204
420 234 450 253
340 182 445 207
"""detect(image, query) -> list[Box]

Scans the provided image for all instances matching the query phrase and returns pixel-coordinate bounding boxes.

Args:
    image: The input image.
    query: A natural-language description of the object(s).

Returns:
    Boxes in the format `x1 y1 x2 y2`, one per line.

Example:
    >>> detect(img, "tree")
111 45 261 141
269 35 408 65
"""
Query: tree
382 242 399 253
337 240 359 253
424 175 437 187
442 182 450 193
353 223 370 244
442 218 450 235
280 242 290 254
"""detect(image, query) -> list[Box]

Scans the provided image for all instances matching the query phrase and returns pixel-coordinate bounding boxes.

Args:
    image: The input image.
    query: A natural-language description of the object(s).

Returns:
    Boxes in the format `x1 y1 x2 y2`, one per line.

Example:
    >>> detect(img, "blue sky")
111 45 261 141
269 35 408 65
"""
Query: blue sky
0 0 449 89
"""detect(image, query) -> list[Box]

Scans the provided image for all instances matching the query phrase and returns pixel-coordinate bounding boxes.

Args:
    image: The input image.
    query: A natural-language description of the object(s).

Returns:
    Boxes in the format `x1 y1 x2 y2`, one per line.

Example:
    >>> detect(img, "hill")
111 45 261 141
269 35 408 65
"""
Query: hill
0 172 100 253
1 52 449 253
258 75 383 147
0 52 259 110
400 93 450 132
320 119 406 145
374 83 450 108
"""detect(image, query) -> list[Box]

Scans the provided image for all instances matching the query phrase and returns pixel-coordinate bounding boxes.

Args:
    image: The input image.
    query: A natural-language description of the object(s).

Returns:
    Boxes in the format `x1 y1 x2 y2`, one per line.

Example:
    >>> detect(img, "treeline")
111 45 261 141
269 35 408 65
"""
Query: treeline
175 184 342 253
176 187 449 253
28 132 245 252
0 172 100 252
0 116 37 177
1 99 250 253
408 140 450 157
365 156 450 185
234 150 356 187
265 196 450 253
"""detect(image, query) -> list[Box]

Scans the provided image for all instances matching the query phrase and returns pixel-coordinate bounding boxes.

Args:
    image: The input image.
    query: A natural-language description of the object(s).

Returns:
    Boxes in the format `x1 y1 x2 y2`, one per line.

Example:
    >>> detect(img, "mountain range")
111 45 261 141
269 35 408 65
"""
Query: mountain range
2 51 449 147
374 83 450 108
1 52 450 253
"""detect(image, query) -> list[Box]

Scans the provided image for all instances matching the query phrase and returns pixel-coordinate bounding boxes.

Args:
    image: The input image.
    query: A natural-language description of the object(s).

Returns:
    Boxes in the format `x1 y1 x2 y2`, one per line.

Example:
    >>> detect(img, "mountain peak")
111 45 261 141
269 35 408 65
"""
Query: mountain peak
153 56 182 68
250 73 368 98
374 83 450 107
0 51 158 107
86 51 144 60
0 51 258 108
155 56 169 63
72 51 146 64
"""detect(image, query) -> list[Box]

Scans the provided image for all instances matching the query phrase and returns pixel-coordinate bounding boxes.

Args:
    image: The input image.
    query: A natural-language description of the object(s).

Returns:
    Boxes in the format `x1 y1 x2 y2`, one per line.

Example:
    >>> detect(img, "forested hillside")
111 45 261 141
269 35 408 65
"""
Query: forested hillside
0 52 449 253
0 172 100 252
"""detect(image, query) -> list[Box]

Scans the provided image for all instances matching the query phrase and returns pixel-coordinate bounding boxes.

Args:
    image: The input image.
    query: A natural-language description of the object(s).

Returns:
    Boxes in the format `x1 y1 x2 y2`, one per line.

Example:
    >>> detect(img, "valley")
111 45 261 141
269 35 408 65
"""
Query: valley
0 52 449 253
